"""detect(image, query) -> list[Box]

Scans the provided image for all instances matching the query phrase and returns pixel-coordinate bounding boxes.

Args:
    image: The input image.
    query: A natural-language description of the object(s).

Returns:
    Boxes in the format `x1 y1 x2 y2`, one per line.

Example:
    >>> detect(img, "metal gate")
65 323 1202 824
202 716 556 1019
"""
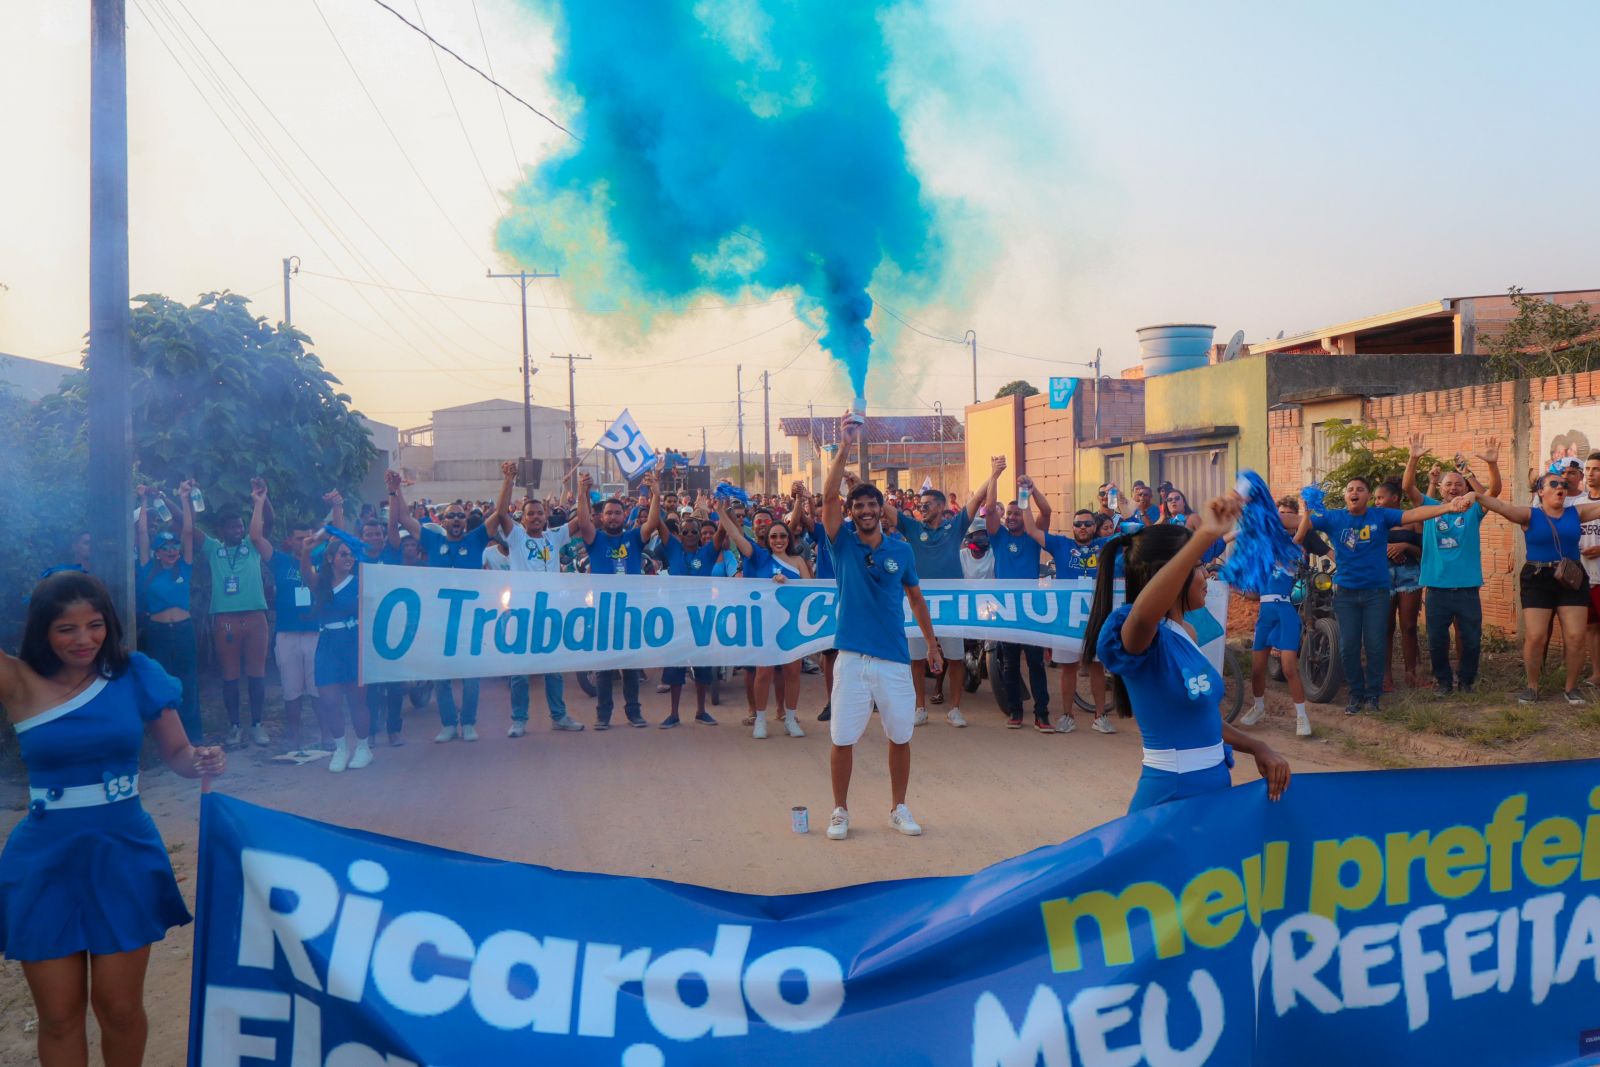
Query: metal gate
1156 446 1233 508
1104 454 1127 497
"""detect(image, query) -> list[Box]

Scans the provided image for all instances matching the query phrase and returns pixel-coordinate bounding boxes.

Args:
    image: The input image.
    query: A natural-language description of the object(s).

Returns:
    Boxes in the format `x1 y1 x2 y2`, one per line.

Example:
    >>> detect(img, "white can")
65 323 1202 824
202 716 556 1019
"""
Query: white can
791 806 809 834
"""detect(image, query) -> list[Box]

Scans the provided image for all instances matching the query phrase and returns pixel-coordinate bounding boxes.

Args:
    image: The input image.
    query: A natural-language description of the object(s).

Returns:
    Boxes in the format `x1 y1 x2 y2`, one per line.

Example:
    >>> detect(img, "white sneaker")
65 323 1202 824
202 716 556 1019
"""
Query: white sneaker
1240 702 1267 726
461 725 479 742
826 807 849 840
1091 715 1117 734
946 708 968 728
508 721 526 738
1055 715 1076 733
783 713 805 738
752 716 768 740
913 706 929 726
434 726 457 743
348 739 373 770
225 725 243 747
328 739 349 773
250 724 270 747
1296 717 1313 738
890 803 923 836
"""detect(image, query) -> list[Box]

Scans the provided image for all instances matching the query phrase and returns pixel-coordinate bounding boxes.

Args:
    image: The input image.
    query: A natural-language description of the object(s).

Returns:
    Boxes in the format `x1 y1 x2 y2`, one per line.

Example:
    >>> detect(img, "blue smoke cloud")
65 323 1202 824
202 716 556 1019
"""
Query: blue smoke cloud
496 0 946 397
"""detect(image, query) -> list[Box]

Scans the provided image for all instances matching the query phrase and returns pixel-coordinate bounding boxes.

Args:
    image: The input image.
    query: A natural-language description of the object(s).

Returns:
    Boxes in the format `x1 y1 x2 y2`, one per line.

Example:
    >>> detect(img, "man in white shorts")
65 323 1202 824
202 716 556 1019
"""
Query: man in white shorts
821 413 943 841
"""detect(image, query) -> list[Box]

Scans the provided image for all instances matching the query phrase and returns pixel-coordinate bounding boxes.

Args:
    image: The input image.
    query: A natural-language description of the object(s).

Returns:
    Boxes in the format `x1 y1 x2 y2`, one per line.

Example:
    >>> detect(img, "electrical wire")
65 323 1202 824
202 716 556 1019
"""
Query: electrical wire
469 0 524 170
411 0 503 221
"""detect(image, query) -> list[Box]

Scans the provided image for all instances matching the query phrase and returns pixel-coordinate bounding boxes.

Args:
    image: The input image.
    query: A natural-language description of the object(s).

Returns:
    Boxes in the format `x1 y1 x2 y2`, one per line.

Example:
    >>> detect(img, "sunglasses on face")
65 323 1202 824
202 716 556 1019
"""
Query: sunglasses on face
443 512 467 520
1073 520 1097 529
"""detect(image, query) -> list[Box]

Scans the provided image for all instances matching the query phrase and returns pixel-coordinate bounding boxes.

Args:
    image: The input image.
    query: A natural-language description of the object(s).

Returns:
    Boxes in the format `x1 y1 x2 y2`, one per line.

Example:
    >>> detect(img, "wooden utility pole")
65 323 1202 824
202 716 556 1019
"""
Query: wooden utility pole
488 268 558 486
761 370 772 495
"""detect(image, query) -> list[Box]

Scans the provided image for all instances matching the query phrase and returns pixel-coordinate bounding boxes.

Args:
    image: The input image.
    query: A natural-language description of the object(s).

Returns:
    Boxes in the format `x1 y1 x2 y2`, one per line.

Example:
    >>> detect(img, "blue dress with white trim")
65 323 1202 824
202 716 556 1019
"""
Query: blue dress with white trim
313 574 361 687
0 653 191 961
1097 603 1234 813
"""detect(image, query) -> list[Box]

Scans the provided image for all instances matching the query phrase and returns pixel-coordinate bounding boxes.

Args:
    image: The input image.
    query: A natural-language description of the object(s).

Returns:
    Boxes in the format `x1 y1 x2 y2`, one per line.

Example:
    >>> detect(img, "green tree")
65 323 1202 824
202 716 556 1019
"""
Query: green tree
1318 420 1445 505
1481 286 1600 381
995 379 1039 399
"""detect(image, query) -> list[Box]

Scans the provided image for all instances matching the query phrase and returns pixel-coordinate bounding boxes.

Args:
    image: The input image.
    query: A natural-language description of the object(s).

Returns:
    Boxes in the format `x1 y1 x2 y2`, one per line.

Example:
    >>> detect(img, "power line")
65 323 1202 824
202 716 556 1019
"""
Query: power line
293 268 793 313
411 0 502 221
359 0 579 142
878 300 1094 367
469 0 523 170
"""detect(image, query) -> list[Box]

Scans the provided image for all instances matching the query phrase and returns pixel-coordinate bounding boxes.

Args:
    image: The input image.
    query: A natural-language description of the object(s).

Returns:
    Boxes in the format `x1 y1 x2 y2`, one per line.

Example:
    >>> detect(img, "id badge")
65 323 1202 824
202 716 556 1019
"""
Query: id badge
294 586 312 608
224 576 240 596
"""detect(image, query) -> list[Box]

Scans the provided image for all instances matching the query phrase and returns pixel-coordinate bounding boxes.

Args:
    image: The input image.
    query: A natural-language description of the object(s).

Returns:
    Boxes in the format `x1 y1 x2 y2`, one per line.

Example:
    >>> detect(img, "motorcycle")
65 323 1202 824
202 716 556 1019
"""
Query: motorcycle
1265 554 1344 704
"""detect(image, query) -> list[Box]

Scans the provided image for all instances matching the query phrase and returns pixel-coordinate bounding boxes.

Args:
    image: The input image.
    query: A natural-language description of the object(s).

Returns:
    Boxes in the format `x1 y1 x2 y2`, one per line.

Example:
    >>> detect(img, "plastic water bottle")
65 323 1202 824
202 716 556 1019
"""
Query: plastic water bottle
1018 483 1032 510
151 496 173 525
190 486 206 513
1108 486 1120 513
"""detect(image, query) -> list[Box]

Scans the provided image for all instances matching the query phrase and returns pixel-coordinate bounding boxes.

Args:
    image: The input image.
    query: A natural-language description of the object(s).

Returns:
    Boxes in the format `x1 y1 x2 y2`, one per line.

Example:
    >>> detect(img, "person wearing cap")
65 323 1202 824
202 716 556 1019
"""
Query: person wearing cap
984 465 1062 733
641 478 720 728
1033 506 1115 734
136 481 203 742
250 487 323 751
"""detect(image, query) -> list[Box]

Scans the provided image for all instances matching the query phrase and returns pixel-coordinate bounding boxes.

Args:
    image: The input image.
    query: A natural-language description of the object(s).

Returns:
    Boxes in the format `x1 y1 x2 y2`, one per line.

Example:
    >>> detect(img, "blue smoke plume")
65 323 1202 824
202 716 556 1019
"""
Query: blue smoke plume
496 0 945 397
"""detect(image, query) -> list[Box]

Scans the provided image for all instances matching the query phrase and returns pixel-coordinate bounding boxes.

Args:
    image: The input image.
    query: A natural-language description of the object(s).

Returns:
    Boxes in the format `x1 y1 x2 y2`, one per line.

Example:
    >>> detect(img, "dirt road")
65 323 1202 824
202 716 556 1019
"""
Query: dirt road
0 672 1373 1064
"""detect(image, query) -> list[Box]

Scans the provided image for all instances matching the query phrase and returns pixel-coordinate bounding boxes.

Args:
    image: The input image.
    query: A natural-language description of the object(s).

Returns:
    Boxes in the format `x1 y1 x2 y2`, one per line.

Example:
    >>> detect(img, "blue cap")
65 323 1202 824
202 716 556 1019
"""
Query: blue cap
152 531 180 549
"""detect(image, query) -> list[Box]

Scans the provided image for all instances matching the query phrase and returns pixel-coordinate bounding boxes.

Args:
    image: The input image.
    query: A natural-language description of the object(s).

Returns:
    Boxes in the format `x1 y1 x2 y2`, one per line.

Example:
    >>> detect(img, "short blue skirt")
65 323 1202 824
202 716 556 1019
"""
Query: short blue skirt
0 799 191 961
1127 745 1236 813
314 627 360 687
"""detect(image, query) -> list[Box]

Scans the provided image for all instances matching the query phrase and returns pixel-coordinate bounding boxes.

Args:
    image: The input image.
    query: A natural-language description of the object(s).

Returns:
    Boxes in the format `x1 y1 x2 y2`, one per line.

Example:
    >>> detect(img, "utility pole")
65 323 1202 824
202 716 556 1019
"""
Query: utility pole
488 268 558 487
736 365 746 491
808 401 816 492
1093 347 1103 441
282 256 299 327
88 0 134 628
761 370 772 495
934 400 946 492
548 352 591 483
965 329 978 405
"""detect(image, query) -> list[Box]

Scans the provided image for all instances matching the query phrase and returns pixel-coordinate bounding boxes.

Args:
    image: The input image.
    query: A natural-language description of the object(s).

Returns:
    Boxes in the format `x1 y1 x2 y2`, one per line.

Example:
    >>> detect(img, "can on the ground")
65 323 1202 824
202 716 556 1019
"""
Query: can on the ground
791 806 809 834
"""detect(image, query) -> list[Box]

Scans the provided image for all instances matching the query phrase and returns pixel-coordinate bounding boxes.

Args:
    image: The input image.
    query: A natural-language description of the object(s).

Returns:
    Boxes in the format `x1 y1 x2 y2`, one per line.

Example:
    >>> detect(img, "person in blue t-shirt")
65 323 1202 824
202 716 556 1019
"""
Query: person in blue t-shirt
135 481 203 743
640 473 719 727
1082 496 1291 813
574 471 648 728
1022 505 1112 734
818 413 942 842
1299 476 1407 715
1241 497 1327 739
983 465 1058 731
719 502 812 739
395 481 494 742
790 479 848 723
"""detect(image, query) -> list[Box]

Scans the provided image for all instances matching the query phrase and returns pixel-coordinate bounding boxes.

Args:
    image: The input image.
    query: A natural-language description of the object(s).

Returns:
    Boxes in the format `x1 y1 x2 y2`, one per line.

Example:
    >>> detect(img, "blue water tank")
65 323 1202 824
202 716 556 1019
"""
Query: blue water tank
1137 323 1216 376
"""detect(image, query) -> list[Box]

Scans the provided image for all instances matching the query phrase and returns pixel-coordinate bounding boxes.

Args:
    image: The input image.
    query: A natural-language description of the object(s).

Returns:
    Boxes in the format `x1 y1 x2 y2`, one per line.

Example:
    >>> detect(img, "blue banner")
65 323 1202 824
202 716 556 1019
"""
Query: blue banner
190 761 1600 1065
1049 377 1079 409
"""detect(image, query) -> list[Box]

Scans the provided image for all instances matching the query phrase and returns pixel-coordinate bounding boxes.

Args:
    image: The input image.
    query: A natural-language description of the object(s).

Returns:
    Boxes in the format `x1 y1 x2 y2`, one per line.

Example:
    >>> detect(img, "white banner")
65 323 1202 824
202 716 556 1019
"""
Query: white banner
597 408 656 479
357 567 1106 681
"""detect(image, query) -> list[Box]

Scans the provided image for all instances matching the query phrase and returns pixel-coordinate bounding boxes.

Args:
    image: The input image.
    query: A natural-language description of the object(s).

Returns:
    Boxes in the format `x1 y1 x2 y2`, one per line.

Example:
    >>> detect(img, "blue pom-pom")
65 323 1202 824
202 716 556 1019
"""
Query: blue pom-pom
1299 484 1326 516
714 481 751 508
1220 470 1304 595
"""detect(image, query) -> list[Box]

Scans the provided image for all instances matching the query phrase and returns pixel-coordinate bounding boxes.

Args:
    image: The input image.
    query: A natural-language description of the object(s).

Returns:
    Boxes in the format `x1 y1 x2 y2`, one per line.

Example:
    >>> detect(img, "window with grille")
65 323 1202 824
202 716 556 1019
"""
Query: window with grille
1156 447 1232 506
1310 422 1342 483
1105 454 1126 494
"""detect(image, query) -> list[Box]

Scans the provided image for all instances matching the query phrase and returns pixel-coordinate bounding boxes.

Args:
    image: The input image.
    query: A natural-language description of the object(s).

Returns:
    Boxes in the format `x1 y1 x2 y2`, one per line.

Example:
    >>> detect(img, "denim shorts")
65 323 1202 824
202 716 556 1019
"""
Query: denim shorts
1390 561 1422 595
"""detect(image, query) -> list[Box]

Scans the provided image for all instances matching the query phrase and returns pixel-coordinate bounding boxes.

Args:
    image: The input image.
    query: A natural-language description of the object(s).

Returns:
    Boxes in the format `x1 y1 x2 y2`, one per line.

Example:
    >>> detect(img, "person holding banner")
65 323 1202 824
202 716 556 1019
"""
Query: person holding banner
821 412 943 840
1021 505 1113 733
717 501 812 739
0 571 226 1067
296 536 373 773
1083 496 1292 812
574 472 649 728
640 475 720 728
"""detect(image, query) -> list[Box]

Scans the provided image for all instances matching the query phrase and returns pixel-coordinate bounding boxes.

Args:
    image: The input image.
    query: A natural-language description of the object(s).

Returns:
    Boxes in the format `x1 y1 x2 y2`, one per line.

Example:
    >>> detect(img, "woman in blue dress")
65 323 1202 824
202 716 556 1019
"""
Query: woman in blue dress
1082 495 1291 813
297 538 372 773
719 508 811 740
0 570 226 1066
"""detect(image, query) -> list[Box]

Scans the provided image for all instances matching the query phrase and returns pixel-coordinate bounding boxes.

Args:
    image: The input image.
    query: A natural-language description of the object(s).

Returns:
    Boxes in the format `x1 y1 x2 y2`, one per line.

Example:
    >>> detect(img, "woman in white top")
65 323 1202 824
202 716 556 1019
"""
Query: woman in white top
719 508 812 740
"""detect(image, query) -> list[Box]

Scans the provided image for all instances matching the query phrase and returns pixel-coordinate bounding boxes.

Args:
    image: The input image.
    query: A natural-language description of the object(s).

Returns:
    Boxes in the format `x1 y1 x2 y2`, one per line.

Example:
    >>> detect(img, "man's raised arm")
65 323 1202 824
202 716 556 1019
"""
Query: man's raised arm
821 415 857 541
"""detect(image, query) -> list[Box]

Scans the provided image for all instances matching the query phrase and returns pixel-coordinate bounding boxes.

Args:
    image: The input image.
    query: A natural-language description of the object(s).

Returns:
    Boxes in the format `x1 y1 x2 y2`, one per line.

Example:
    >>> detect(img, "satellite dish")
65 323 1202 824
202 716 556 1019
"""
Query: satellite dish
1221 330 1245 362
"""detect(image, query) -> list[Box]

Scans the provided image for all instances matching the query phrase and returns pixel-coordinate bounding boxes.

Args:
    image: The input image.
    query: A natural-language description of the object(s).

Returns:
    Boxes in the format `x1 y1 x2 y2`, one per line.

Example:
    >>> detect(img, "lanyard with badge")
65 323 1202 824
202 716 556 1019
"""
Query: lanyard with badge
221 542 248 596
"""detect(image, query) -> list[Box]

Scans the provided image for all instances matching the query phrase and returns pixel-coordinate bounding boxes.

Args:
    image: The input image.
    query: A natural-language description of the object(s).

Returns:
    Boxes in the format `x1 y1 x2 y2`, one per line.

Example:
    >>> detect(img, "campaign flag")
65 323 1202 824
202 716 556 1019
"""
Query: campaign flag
190 760 1600 1065
920 476 934 492
597 409 657 478
1049 376 1079 409
358 569 1101 681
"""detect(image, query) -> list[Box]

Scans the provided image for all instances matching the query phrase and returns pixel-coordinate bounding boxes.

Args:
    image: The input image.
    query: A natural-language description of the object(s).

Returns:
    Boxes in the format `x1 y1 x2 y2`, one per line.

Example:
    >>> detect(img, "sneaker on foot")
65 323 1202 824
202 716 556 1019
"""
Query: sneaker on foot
434 726 458 743
1296 718 1313 737
389 733 405 747
695 711 718 725
328 740 349 773
348 739 373 770
1091 715 1117 734
1343 702 1360 716
890 803 923 836
627 715 649 728
508 721 526 738
1055 715 1077 734
659 716 681 729
225 725 243 747
594 720 612 732
742 714 757 726
946 708 968 728
1006 716 1023 729
655 683 671 694
783 714 805 738
826 807 849 841
1365 698 1382 714
913 707 929 726
250 724 271 747
818 704 832 722
1034 718 1055 734
1515 688 1538 704
1240 703 1267 726
1566 690 1588 706
752 717 769 740
461 725 479 742
551 716 585 732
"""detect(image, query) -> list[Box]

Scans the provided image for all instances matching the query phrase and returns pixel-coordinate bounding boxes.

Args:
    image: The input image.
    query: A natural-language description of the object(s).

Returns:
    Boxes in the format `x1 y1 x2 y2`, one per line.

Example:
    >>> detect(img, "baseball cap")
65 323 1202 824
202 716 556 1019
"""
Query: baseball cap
152 531 180 549
1551 457 1582 473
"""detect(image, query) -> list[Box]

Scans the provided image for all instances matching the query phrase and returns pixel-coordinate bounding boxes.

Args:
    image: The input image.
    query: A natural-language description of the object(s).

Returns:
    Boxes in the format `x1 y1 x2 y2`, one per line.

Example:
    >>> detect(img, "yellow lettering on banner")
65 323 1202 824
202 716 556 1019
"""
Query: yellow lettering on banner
1424 826 1486 899
1241 841 1290 924
1041 883 1181 973
1384 831 1430 907
1582 787 1600 882
1309 837 1383 920
1485 795 1529 892
1179 869 1245 949
1523 817 1583 888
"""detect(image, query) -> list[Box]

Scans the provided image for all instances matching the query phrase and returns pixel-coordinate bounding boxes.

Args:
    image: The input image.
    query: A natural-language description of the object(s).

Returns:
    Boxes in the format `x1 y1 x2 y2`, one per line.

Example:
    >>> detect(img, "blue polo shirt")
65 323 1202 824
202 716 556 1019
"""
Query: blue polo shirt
895 512 965 580
1417 495 1484 589
829 525 919 663
989 527 1045 579
588 527 645 575
1051 535 1106 580
811 521 837 580
1311 506 1406 591
266 552 317 632
662 538 718 577
420 525 490 570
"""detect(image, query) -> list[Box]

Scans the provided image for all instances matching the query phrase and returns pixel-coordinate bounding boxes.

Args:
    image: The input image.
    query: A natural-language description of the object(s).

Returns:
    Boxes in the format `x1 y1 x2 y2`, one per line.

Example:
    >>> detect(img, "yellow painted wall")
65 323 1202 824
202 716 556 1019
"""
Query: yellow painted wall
965 398 1019 503
1143 357 1269 476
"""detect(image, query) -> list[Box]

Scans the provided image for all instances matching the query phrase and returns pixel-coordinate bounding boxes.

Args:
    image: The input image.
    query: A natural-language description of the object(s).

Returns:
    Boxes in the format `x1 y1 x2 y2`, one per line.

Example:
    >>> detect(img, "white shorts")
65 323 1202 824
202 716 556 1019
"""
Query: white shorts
829 651 917 746
1050 645 1082 666
275 631 320 701
907 634 963 662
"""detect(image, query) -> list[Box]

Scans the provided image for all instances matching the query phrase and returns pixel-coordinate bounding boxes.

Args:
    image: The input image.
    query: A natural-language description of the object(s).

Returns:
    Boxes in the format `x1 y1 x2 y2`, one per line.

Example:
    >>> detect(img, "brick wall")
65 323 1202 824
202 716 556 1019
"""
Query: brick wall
1022 394 1076 508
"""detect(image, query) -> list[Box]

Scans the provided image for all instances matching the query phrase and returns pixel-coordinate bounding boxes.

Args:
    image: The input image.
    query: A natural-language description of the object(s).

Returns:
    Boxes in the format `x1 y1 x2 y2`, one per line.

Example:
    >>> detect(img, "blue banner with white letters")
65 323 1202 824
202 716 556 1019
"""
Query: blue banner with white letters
190 763 1600 1065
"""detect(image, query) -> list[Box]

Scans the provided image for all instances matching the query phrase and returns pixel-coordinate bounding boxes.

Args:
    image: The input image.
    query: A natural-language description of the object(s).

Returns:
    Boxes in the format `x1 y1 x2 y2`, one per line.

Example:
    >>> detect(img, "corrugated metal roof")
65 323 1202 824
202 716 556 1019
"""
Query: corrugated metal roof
777 415 964 445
